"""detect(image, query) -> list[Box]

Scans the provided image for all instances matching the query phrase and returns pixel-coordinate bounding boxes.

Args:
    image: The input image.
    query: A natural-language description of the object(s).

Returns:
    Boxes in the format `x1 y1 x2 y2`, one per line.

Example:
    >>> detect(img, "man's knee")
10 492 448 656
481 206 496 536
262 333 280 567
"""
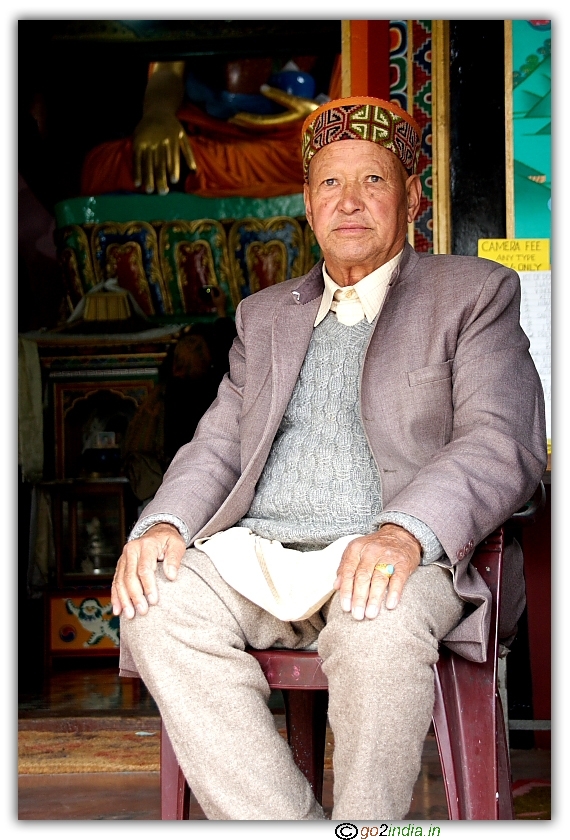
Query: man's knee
319 603 436 681
119 564 172 657
119 553 217 659
319 566 463 676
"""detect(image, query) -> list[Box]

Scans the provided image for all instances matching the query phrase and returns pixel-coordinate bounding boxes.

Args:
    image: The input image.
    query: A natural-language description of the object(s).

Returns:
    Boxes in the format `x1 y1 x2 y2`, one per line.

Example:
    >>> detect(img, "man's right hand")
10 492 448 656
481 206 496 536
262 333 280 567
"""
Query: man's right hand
111 523 186 619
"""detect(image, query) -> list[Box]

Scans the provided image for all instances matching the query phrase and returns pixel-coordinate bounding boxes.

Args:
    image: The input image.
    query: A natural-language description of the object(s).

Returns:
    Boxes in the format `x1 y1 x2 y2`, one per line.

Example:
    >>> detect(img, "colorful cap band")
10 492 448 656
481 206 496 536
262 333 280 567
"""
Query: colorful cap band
301 96 421 180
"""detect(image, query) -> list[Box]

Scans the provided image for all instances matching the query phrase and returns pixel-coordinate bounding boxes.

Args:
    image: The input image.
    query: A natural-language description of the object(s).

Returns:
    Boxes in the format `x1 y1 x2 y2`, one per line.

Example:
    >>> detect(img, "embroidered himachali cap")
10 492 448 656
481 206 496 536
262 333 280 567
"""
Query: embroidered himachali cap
301 95 422 181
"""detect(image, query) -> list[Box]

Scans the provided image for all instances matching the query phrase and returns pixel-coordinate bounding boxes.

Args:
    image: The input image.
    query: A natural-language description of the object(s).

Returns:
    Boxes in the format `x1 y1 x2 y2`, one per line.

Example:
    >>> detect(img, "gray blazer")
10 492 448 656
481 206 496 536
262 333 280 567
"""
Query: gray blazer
136 243 547 662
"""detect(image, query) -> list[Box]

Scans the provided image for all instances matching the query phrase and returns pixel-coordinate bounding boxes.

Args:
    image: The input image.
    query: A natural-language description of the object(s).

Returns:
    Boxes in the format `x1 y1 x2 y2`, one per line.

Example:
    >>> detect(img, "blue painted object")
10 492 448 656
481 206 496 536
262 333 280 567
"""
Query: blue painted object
269 71 316 99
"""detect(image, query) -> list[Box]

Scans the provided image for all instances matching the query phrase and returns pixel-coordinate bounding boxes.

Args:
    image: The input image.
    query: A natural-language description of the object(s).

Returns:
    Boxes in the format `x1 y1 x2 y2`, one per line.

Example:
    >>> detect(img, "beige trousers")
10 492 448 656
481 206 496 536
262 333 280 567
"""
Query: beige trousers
120 548 464 821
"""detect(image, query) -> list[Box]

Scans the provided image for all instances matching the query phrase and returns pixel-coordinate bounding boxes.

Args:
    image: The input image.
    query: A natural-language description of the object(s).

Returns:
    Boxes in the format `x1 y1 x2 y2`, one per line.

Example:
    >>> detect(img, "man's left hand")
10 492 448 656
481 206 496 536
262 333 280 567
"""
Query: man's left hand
334 524 422 620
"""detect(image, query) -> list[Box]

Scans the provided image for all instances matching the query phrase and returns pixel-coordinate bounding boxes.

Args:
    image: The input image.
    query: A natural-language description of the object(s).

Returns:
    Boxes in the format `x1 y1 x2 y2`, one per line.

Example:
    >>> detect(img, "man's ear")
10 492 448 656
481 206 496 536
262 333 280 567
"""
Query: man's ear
405 175 422 223
303 182 313 229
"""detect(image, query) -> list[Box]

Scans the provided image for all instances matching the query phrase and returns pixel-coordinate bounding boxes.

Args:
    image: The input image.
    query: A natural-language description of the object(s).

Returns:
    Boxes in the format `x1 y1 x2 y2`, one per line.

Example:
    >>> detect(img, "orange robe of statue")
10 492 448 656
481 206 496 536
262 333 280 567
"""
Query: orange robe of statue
81 103 305 199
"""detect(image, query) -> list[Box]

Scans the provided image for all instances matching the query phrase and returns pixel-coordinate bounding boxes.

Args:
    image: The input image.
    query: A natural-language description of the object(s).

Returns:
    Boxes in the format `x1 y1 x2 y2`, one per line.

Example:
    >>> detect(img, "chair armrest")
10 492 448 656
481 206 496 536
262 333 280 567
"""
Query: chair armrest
508 481 546 528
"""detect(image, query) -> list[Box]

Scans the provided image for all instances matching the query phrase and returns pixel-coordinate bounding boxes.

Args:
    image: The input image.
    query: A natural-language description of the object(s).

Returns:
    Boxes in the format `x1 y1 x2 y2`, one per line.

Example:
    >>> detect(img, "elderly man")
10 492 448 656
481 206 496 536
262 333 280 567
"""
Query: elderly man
112 96 547 821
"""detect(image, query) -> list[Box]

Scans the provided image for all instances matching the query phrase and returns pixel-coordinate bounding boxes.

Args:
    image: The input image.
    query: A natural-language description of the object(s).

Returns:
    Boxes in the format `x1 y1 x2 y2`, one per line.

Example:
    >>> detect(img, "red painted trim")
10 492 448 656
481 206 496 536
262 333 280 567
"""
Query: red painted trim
350 20 391 99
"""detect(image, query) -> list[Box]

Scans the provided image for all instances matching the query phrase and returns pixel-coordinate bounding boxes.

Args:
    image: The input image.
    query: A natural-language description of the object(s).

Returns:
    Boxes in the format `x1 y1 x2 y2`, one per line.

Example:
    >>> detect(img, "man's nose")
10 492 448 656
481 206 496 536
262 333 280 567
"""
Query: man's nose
337 181 364 212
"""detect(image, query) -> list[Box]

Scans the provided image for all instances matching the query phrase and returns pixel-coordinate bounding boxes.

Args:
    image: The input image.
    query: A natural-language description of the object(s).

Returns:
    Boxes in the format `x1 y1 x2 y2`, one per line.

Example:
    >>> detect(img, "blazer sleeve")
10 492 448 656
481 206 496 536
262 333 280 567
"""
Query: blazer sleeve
380 262 547 564
129 302 247 542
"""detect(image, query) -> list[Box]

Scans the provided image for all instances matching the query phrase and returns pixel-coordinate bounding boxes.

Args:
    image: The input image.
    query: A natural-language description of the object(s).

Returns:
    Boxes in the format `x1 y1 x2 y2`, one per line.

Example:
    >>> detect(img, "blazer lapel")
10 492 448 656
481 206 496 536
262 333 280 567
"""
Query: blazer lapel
240 276 322 482
193 267 324 539
269 291 321 426
388 241 419 291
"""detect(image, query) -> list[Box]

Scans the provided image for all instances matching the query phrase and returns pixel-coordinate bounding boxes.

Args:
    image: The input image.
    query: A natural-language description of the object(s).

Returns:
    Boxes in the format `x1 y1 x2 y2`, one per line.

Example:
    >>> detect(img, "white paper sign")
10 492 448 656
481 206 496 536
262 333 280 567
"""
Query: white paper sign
518 270 551 443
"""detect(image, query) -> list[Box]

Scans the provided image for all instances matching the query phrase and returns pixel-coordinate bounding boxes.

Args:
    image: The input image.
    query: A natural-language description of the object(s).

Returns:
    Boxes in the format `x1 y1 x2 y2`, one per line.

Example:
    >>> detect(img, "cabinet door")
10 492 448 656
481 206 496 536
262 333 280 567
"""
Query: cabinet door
50 481 131 586
48 590 120 658
51 378 155 479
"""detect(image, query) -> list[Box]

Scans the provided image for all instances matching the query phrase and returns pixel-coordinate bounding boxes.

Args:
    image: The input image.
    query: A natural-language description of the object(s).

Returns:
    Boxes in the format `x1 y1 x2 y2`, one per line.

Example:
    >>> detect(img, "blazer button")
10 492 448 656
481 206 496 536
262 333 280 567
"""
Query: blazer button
456 548 465 560
468 539 474 550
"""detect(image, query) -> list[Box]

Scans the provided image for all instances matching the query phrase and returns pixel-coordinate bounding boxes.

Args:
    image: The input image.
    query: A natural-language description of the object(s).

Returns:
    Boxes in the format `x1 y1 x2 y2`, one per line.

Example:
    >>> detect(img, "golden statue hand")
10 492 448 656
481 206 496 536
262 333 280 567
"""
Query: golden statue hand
132 61 195 195
133 112 196 195
229 85 320 128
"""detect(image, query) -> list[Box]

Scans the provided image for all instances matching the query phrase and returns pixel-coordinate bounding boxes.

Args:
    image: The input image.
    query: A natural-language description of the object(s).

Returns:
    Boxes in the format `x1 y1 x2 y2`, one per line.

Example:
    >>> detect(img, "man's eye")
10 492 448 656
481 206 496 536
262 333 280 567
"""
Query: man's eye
324 178 337 186
368 175 382 183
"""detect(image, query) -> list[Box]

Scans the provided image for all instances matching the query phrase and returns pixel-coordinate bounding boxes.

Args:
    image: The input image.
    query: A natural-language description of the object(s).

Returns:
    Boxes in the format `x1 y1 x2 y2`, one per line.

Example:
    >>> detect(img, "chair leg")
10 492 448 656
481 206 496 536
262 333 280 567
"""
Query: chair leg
282 689 328 804
432 655 460 818
496 693 515 819
160 719 190 820
433 647 509 819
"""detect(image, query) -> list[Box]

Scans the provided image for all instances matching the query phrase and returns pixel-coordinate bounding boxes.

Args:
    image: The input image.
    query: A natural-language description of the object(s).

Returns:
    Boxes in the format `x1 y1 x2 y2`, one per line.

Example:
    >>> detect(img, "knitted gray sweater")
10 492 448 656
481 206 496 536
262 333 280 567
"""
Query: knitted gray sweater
239 312 443 563
240 313 379 548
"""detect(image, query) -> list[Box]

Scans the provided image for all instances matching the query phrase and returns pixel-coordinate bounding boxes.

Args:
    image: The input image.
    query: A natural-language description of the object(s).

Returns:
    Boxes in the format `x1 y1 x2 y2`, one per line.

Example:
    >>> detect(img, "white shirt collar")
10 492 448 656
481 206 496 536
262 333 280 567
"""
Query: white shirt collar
314 250 404 327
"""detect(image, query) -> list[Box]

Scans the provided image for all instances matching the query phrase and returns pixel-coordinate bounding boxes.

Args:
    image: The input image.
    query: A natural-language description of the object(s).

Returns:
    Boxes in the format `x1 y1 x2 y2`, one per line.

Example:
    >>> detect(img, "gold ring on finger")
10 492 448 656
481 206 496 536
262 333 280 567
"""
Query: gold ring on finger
374 563 394 577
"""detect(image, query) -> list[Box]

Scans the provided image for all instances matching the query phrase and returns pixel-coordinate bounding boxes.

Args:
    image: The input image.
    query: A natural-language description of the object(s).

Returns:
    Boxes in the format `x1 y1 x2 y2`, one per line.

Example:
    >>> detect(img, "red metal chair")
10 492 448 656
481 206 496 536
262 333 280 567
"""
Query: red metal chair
160 487 545 821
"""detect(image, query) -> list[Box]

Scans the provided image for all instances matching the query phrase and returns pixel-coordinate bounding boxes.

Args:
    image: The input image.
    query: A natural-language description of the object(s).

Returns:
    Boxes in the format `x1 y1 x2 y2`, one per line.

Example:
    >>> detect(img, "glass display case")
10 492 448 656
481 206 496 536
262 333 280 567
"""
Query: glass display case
42 477 138 586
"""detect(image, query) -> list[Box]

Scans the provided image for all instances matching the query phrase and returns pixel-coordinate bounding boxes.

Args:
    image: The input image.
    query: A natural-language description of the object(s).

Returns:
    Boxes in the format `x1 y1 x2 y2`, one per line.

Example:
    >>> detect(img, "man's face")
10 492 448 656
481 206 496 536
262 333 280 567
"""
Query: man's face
303 140 421 285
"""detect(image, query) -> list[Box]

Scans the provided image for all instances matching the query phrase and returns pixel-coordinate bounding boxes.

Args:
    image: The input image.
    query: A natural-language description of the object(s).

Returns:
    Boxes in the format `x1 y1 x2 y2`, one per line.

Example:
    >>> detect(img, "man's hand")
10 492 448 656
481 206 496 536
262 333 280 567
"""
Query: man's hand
334 524 422 620
111 523 186 619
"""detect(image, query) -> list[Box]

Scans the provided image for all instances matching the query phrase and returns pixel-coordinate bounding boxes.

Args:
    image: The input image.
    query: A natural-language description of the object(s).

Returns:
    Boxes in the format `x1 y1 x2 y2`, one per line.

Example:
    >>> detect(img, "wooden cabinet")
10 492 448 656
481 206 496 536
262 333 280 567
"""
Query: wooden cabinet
28 326 184 664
